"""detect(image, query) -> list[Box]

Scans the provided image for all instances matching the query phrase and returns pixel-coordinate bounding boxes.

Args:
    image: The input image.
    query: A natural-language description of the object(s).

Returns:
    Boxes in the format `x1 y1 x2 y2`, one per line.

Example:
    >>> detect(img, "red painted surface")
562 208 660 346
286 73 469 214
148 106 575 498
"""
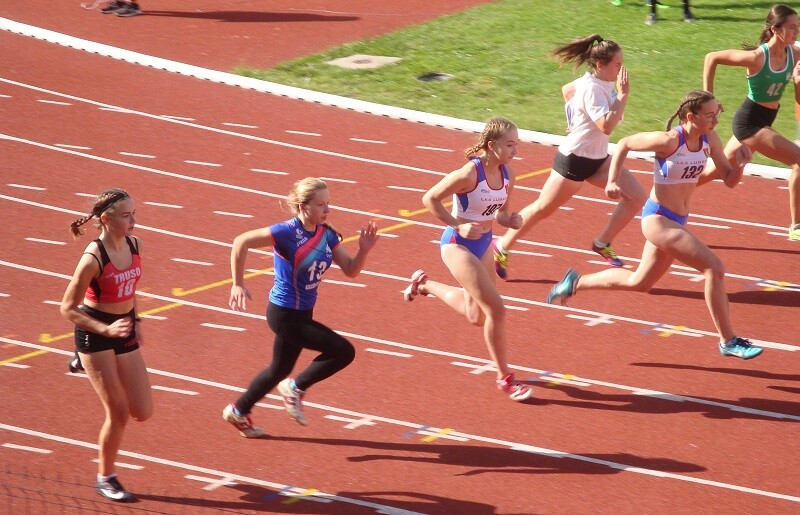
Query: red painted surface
0 2 798 513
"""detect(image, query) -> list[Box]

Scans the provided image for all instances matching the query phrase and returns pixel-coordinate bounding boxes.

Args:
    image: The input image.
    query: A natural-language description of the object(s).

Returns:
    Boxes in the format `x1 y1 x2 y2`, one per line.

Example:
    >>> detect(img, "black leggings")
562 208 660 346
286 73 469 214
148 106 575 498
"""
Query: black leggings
235 302 355 414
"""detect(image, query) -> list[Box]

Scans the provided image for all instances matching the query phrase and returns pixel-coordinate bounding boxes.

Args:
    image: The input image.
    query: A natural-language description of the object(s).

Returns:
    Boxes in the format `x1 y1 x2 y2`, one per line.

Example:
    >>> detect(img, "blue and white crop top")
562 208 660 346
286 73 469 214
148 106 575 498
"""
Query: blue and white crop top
654 126 710 185
451 157 510 221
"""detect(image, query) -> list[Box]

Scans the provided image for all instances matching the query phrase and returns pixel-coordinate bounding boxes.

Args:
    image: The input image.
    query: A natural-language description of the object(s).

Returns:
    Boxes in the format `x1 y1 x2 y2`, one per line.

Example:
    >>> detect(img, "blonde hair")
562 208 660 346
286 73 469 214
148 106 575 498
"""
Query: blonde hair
287 177 342 241
69 188 130 239
464 116 517 159
666 90 717 130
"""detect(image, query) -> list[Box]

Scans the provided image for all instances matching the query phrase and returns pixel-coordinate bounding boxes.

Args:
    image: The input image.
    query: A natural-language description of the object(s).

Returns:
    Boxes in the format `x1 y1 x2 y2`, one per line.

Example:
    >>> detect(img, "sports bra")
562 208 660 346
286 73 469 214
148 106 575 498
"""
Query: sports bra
451 157 510 221
653 126 709 185
84 237 142 304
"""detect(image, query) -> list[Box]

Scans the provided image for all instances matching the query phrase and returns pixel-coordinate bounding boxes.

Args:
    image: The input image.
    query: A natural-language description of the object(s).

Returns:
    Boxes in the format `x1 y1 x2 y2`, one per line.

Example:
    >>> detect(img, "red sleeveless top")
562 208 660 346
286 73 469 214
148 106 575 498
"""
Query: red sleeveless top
84 237 142 304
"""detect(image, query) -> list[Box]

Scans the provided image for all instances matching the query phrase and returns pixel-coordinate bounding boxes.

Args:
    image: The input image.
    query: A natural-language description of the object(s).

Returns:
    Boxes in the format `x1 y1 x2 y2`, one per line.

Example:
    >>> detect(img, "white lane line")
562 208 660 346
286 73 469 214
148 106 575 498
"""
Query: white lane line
365 348 412 358
504 304 528 311
53 143 89 149
325 415 377 430
92 459 143 470
319 177 357 184
2 443 52 453
0 332 800 502
3 363 29 368
184 160 222 167
144 201 183 209
37 99 71 105
222 122 257 129
690 222 730 229
286 130 321 136
151 385 199 395
141 314 167 320
415 145 453 152
1 198 796 352
350 137 386 144
0 292 9 297
171 258 213 266
559 206 574 210
200 322 246 332
25 237 65 245
251 168 288 175
75 192 96 198
161 115 194 121
213 210 253 218
387 185 425 192
98 106 128 112
8 183 45 190
322 279 366 287
1 424 405 513
119 152 156 158
0 94 10 98
767 231 792 239
511 249 552 258
185 474 238 490
376 232 398 238
42 300 61 306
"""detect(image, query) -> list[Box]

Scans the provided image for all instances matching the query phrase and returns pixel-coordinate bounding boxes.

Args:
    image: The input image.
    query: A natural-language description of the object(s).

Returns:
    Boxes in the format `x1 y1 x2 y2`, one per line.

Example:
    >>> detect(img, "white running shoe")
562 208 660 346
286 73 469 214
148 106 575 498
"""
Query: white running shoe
402 269 428 301
222 404 265 438
497 373 534 401
277 379 308 426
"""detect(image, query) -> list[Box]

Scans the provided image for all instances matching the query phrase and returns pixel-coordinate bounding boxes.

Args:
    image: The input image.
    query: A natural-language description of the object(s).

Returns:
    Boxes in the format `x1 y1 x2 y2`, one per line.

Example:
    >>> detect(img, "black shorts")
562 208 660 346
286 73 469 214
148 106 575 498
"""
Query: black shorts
74 305 139 355
732 98 778 141
553 150 609 182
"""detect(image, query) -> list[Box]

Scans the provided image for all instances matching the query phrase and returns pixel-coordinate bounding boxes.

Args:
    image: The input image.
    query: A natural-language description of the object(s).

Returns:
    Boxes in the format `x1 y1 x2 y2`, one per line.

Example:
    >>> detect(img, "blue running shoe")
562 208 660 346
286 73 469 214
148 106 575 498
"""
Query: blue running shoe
718 337 763 360
547 269 580 304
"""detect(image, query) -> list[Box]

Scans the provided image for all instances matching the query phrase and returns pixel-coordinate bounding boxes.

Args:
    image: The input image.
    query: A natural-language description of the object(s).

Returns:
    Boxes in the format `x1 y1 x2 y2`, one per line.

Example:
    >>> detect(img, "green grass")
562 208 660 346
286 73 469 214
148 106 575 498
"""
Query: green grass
237 0 796 166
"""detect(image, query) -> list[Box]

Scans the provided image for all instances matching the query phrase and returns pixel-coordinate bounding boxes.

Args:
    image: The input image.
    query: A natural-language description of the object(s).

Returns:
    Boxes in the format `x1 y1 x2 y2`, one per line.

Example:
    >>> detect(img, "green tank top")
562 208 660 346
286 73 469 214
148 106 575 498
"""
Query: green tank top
747 43 794 103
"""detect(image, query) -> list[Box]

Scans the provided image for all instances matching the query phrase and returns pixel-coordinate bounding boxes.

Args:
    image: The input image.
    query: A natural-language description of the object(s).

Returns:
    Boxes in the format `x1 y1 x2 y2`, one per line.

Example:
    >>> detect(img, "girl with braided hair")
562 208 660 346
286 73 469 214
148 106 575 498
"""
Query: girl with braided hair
491 34 647 279
547 91 763 360
222 178 379 437
402 117 533 401
702 4 800 241
61 188 152 502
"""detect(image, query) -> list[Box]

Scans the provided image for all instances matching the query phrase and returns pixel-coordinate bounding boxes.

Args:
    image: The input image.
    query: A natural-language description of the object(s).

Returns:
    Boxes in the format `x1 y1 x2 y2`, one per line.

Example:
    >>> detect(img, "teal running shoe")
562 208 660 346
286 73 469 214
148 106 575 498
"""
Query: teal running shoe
547 269 580 304
718 337 763 360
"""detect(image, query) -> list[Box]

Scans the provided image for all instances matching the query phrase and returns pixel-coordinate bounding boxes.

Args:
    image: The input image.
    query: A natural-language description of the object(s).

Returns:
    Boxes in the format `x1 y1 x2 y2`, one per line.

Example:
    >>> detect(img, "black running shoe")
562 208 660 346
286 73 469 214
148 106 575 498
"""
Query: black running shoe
96 477 136 502
68 354 84 373
115 2 142 16
101 0 126 13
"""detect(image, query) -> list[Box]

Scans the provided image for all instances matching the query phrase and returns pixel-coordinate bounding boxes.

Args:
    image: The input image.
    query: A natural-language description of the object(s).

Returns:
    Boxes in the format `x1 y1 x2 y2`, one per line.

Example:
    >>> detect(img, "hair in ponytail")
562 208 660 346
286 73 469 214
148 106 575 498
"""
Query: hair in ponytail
744 4 797 49
69 188 130 239
551 34 621 72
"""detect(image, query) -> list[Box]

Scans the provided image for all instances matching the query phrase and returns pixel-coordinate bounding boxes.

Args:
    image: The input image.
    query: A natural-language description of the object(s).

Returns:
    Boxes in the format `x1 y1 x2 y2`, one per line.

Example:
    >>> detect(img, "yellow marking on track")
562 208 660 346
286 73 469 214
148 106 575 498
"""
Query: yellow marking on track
0 349 49 366
421 427 454 443
657 325 686 337
516 167 552 180
763 281 790 292
282 488 319 504
399 201 451 218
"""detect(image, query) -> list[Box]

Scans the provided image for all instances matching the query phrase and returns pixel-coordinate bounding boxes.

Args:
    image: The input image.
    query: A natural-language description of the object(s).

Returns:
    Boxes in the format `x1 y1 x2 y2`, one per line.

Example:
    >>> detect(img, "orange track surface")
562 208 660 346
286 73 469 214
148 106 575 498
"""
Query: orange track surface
1 2 798 513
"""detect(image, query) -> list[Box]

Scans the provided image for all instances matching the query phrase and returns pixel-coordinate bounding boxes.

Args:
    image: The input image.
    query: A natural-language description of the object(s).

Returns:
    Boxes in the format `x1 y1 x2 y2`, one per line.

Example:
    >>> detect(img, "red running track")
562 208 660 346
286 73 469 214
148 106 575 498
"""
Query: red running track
1 2 799 514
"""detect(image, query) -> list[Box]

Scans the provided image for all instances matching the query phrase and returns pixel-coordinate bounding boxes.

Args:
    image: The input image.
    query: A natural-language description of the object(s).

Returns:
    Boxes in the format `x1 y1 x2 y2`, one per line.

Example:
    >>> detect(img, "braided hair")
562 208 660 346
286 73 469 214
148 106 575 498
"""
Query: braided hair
464 116 517 159
665 90 717 130
69 188 130 239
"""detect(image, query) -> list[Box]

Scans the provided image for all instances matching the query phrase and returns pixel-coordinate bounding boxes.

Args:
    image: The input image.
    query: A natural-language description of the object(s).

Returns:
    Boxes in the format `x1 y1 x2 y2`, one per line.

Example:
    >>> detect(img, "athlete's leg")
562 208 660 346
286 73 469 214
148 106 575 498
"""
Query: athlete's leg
440 244 509 379
80 350 130 477
116 349 152 422
641 215 735 342
497 170 582 251
586 161 647 245
746 128 800 228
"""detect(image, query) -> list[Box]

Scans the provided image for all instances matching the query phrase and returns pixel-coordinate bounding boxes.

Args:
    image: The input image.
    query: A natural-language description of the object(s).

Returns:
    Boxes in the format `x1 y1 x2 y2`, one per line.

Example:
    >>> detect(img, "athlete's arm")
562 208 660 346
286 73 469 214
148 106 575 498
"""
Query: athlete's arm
422 161 484 239
229 228 273 311
703 49 760 93
332 221 379 278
